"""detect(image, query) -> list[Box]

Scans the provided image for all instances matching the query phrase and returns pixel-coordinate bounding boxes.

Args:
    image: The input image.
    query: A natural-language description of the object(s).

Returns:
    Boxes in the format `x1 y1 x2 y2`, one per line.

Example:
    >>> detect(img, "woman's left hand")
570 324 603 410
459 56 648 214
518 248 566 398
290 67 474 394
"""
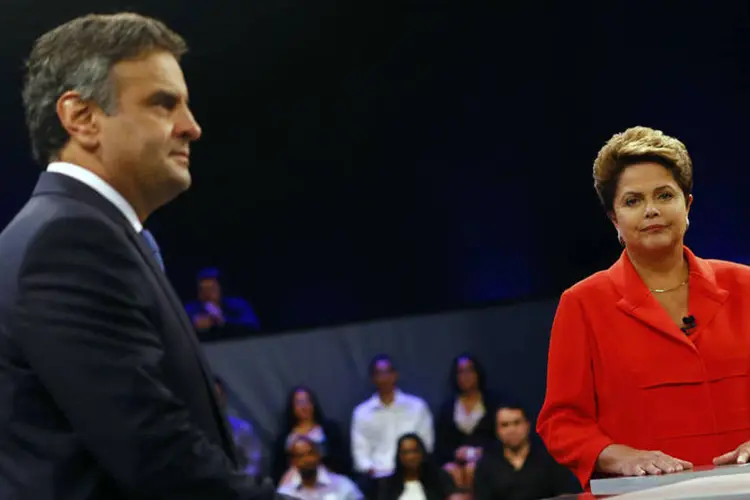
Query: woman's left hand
713 441 750 466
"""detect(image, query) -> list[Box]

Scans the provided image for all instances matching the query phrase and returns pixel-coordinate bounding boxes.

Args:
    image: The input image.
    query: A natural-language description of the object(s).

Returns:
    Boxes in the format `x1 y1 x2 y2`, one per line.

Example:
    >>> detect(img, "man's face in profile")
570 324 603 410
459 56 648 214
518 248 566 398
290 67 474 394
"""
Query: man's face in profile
97 50 201 201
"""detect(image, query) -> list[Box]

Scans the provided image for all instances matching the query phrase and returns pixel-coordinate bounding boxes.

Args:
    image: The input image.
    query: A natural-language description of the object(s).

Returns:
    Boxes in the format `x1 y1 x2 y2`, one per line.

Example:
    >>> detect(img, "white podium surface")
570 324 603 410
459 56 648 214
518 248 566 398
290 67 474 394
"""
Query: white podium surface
615 473 750 499
590 464 750 496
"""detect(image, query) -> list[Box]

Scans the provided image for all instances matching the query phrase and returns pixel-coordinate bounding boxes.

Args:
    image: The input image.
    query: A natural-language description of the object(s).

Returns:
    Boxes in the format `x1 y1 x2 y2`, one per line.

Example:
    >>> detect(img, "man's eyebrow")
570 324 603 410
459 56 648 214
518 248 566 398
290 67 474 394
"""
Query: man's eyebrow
145 89 188 106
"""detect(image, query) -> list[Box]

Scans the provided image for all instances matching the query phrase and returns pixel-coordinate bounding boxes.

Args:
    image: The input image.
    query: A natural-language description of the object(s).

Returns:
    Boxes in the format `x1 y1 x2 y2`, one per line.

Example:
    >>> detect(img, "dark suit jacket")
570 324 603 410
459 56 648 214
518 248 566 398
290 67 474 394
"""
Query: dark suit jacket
473 443 579 500
434 395 499 466
537 247 750 488
0 173 277 499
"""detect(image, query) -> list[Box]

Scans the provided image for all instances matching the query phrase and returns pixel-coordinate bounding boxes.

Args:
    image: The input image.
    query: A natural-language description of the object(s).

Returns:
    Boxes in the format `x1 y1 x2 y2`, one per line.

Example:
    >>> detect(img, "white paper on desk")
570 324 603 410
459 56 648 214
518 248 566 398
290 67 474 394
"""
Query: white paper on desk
615 473 750 500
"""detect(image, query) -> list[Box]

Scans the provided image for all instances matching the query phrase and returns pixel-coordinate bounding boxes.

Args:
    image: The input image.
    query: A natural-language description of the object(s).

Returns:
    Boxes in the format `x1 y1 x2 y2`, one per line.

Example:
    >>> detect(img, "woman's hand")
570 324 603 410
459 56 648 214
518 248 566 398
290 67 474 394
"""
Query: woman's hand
455 446 470 462
714 441 750 466
597 444 693 476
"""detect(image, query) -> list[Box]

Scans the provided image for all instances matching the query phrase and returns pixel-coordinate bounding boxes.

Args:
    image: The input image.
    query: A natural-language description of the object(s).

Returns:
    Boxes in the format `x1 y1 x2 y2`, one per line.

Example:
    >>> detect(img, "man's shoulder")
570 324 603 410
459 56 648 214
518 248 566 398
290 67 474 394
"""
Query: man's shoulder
0 193 125 280
352 396 375 416
1 191 123 247
224 296 252 309
330 471 360 491
398 391 429 409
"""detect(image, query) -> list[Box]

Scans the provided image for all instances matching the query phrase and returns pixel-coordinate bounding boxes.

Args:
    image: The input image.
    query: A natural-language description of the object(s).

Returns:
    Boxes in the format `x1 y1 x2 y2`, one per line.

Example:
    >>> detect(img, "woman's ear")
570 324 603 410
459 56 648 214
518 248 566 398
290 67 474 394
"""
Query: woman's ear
609 212 624 246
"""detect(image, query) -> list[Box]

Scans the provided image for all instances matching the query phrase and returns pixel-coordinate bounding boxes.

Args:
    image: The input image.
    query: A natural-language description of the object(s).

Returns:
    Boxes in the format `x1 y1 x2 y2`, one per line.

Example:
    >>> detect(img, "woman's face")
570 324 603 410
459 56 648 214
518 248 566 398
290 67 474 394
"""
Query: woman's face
611 162 692 254
398 438 424 470
456 357 478 393
293 390 314 422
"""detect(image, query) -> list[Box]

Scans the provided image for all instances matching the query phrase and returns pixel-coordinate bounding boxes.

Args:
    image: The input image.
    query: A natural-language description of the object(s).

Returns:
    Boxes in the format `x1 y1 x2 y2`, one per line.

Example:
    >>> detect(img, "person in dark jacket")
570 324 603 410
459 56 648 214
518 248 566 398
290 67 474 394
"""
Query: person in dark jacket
435 353 498 489
271 385 350 484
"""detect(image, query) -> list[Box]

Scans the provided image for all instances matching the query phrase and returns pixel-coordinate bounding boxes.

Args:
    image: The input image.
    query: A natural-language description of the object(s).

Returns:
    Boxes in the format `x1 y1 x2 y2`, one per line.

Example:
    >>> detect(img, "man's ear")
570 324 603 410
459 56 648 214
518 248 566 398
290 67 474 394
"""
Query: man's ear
55 91 101 151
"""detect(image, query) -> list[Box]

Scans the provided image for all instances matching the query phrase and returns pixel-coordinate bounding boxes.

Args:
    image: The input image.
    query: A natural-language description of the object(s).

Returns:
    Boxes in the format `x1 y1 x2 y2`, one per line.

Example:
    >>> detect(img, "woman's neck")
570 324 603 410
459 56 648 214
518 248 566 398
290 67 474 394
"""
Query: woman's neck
460 389 481 401
295 420 315 432
403 469 420 481
628 244 687 291
459 390 481 410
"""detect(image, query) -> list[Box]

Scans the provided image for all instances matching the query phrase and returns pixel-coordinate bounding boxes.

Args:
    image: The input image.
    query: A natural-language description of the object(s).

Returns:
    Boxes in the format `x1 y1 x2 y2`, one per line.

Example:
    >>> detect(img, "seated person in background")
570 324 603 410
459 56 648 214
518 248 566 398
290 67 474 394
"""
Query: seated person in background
185 267 261 338
351 354 434 496
435 353 499 490
272 385 350 484
378 433 456 500
277 436 363 500
474 406 579 500
215 377 264 478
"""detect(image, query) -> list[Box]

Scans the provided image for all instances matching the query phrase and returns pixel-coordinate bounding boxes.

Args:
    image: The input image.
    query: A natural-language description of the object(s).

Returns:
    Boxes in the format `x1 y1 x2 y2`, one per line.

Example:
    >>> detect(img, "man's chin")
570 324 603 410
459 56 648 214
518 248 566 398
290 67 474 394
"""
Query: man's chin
168 166 192 191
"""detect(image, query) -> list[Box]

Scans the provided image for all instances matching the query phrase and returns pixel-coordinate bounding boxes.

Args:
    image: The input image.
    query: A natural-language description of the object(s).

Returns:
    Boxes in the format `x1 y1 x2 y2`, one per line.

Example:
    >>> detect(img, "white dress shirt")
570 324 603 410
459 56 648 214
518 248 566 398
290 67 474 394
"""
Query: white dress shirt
399 481 427 500
47 162 142 232
351 389 434 476
277 466 363 500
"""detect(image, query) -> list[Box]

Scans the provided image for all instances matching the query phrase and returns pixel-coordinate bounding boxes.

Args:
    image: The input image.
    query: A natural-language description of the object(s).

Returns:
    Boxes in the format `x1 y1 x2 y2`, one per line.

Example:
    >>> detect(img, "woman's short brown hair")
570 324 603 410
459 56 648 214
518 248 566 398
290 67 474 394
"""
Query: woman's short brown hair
593 126 693 213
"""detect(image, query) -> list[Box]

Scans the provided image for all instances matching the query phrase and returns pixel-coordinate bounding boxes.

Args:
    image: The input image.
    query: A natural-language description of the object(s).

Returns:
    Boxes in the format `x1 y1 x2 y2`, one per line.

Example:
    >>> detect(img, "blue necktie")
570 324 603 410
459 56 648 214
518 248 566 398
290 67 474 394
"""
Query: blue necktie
140 229 165 271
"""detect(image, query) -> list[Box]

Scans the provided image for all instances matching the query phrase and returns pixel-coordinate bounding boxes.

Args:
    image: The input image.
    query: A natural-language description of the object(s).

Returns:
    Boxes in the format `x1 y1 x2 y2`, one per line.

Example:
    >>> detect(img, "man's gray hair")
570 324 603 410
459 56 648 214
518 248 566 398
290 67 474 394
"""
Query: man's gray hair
22 12 187 165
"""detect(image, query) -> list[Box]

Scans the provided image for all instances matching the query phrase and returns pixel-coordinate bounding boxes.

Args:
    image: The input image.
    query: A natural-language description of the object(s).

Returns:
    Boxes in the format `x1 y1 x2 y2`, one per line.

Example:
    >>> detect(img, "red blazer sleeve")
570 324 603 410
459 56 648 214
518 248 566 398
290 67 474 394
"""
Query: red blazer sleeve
536 289 614 488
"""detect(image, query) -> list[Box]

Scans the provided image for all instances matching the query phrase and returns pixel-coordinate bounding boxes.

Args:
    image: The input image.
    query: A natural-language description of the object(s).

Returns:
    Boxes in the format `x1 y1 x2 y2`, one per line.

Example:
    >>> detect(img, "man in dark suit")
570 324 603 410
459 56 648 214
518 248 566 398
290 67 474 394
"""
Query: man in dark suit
0 13 285 500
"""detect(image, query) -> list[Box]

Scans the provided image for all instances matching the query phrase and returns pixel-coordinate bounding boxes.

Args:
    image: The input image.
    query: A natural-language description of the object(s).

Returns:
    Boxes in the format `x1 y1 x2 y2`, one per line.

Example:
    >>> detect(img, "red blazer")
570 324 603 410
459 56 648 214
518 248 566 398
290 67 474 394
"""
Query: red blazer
537 247 750 488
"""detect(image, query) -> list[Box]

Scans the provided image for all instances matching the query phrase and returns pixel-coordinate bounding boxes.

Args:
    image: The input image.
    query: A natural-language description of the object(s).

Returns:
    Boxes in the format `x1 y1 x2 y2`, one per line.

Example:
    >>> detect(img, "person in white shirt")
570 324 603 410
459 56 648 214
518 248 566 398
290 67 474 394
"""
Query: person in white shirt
278 436 363 500
351 354 434 496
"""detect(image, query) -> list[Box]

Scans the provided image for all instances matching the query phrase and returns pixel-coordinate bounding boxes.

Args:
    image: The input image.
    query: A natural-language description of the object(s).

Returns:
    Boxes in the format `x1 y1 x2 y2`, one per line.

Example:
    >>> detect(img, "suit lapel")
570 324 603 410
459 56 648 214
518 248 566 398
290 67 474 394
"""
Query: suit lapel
33 172 239 464
609 247 729 344
126 229 239 465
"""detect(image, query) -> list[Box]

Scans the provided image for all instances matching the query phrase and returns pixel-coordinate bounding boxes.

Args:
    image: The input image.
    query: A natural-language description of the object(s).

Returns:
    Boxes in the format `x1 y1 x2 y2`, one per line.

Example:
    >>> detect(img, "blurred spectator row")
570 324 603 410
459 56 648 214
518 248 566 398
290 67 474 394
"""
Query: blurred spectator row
214 353 581 500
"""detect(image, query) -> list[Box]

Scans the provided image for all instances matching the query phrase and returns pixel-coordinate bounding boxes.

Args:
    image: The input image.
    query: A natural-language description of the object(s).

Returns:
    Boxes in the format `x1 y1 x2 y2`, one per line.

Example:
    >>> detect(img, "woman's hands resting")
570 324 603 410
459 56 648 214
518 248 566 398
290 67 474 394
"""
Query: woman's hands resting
596 444 693 477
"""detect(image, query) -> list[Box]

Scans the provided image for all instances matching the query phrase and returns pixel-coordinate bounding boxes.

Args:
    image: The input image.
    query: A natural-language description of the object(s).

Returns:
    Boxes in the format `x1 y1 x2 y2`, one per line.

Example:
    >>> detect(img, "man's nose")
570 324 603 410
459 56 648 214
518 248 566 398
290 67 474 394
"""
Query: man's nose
178 108 202 141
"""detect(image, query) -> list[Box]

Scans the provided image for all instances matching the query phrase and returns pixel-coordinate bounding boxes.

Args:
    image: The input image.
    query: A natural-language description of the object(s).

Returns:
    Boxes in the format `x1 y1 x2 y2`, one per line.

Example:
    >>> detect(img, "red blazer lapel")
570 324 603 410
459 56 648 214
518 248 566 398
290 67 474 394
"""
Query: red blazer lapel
684 247 730 336
607 247 728 343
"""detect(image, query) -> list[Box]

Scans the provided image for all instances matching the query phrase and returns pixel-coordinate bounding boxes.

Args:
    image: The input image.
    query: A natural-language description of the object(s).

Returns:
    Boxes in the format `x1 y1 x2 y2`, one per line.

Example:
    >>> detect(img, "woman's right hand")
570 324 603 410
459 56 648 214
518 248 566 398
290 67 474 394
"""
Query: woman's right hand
596 444 693 476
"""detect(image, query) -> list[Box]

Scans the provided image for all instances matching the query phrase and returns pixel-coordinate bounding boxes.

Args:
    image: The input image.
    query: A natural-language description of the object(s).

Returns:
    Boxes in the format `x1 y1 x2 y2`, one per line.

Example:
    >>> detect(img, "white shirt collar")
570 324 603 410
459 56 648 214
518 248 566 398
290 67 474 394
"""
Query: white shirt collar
371 389 405 409
47 162 143 232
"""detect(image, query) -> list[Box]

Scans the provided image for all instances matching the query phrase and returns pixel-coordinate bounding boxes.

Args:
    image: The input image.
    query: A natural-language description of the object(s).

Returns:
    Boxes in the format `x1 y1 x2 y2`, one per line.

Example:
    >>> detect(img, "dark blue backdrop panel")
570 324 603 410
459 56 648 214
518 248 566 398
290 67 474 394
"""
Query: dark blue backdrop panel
202 298 559 466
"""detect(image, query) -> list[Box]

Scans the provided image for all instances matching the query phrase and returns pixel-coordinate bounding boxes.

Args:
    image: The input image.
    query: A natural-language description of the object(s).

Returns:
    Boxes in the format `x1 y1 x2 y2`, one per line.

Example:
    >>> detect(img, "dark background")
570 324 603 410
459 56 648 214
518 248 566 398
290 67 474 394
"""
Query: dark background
2 1 749 332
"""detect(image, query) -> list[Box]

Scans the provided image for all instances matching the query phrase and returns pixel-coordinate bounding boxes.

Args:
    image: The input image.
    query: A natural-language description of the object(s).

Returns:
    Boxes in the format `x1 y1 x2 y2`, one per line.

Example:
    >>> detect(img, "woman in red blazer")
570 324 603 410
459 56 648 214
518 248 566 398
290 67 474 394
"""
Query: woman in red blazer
536 126 750 489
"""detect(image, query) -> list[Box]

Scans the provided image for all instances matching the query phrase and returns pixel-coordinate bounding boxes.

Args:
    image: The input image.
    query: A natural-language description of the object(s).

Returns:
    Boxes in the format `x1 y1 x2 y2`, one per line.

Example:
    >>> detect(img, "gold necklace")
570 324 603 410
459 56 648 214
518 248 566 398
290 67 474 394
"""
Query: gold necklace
650 280 688 293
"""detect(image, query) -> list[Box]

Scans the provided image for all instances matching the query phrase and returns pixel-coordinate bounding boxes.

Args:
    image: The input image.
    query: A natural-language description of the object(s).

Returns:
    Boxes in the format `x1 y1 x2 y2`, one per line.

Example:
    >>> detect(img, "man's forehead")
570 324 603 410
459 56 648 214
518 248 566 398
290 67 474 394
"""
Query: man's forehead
111 52 188 97
498 409 524 421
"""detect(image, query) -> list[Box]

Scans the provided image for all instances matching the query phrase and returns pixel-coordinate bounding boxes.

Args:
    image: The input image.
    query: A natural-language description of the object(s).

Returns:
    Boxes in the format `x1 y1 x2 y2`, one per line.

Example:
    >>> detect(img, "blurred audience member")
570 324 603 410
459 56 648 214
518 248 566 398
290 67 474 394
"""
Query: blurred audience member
215 377 264 477
352 354 434 495
185 267 261 339
272 386 350 484
435 353 499 489
378 434 456 500
277 436 363 500
473 406 579 500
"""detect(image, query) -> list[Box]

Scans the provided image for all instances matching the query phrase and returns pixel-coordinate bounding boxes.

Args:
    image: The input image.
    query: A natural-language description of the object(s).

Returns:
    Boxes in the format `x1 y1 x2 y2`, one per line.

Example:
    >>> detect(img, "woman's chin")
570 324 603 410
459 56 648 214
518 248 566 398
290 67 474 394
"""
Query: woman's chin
636 234 681 253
